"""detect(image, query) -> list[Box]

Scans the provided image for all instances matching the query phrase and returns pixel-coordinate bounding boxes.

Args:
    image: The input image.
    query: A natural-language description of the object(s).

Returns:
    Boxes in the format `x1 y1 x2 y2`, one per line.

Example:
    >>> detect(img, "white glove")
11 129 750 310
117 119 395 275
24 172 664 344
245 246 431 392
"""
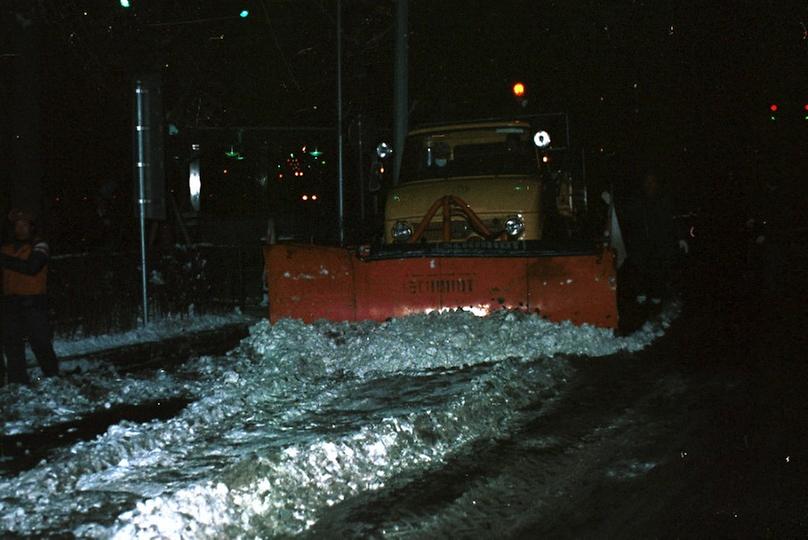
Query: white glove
678 239 689 254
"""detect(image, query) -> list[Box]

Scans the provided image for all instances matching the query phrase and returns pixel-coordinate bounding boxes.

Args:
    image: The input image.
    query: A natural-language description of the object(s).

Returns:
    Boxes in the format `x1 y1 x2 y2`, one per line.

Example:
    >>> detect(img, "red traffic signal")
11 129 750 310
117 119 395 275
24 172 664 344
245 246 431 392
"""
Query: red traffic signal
769 104 778 112
512 82 526 98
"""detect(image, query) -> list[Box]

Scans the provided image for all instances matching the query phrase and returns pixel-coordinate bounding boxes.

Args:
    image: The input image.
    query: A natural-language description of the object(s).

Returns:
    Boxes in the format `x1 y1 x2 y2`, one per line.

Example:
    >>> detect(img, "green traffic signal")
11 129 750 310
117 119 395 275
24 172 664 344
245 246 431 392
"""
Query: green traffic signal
239 9 249 18
120 0 131 7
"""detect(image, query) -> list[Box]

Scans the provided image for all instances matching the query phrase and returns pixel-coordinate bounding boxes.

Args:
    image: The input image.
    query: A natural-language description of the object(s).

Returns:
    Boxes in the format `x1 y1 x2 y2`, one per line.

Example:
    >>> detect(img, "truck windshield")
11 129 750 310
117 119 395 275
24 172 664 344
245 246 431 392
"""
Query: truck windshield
399 127 539 182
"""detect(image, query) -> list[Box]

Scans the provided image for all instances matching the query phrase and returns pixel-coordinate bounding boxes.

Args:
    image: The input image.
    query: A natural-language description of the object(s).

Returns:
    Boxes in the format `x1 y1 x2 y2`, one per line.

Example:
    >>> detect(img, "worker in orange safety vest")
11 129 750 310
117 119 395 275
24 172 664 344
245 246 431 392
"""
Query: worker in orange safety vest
0 209 59 385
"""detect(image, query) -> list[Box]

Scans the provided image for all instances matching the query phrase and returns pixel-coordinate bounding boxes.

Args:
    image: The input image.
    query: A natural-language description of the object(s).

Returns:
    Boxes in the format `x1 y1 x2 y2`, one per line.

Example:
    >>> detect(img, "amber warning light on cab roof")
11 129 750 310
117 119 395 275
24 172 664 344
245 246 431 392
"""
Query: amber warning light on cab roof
512 82 528 107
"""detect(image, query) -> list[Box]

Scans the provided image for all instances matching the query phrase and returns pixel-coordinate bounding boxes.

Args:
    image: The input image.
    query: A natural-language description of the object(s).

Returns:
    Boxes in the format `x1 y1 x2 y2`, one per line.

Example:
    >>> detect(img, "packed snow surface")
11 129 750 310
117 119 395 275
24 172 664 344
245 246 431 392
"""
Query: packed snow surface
54 310 252 358
2 311 253 436
0 306 676 537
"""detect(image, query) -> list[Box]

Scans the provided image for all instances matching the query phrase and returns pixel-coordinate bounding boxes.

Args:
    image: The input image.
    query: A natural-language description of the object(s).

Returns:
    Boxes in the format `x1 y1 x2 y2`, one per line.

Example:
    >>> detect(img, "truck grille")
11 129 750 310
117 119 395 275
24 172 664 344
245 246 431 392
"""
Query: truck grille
423 216 503 241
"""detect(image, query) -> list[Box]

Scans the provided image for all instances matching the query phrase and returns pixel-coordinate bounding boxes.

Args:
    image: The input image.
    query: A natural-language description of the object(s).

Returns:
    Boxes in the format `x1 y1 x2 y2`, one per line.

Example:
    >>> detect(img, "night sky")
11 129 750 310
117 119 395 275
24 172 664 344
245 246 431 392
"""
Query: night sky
1 1 806 248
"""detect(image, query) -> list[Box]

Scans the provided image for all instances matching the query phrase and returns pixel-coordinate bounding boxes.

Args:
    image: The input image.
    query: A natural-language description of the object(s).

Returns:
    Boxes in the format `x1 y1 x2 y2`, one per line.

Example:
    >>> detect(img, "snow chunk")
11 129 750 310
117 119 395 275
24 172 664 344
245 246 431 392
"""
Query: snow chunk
0 304 677 537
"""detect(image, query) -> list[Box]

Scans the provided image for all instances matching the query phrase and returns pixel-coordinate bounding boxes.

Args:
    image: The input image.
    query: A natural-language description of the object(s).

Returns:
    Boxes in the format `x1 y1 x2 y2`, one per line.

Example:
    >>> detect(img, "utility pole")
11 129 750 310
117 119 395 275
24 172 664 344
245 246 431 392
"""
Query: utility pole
357 114 366 223
336 0 345 244
393 0 408 185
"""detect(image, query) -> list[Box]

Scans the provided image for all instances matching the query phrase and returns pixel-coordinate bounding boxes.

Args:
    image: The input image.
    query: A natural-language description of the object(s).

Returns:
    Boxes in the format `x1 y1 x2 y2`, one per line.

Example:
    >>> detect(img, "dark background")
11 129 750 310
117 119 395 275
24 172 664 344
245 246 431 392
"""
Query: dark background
2 5 807 533
1 0 806 249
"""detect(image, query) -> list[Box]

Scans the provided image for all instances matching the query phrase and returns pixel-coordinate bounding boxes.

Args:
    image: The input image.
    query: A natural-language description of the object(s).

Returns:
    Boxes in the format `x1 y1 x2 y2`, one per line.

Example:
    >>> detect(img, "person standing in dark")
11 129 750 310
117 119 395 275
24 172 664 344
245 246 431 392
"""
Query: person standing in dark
0 209 58 385
623 172 686 307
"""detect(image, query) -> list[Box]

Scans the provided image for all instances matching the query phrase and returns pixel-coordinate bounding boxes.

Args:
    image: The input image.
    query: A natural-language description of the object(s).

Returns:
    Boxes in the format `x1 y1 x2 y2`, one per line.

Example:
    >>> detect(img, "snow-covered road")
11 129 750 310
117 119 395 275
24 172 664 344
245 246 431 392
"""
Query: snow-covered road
0 308 676 538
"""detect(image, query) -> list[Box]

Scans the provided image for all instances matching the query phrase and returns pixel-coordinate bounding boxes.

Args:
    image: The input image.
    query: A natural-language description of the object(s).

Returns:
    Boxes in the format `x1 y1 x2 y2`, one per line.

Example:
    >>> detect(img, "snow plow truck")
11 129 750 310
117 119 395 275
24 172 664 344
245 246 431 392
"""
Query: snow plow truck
263 116 618 328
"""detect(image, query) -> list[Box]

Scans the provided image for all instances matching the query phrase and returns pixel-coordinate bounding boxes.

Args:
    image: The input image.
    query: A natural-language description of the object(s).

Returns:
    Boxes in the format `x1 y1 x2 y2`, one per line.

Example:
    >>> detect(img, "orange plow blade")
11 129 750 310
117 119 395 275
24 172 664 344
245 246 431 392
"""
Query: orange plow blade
264 243 618 329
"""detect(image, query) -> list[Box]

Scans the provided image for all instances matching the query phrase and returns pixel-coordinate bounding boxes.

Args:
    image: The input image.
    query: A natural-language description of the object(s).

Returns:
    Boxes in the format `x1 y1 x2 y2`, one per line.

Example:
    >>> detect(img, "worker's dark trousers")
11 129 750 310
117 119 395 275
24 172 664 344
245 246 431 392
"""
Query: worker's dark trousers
1 295 58 385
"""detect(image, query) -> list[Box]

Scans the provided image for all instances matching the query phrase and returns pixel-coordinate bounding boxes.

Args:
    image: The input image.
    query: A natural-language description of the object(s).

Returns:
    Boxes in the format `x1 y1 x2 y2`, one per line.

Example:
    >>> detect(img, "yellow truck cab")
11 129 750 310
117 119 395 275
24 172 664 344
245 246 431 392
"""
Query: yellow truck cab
384 119 574 244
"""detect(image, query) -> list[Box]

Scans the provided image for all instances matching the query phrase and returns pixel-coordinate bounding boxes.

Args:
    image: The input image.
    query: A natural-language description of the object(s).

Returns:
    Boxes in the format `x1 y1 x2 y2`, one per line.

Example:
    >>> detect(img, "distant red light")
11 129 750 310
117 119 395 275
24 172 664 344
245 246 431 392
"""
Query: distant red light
804 104 808 111
512 82 526 97
769 104 778 112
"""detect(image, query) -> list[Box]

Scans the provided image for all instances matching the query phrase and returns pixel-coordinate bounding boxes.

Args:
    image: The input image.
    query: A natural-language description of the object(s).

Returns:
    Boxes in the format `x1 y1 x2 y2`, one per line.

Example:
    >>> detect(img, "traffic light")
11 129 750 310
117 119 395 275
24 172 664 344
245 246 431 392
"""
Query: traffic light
120 0 131 7
769 103 778 121
239 9 249 18
225 146 245 160
804 104 808 121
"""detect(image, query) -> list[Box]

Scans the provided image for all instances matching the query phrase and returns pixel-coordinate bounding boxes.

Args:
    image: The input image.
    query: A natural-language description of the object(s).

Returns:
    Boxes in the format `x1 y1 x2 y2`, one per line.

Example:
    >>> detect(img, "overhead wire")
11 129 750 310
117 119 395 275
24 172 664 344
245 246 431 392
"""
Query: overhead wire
259 0 302 91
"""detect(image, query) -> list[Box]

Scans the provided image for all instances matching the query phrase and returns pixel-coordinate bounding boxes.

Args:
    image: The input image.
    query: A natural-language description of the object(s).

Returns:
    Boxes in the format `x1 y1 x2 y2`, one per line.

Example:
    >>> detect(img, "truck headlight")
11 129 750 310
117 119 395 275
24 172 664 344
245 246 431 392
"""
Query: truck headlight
504 215 525 237
392 220 413 242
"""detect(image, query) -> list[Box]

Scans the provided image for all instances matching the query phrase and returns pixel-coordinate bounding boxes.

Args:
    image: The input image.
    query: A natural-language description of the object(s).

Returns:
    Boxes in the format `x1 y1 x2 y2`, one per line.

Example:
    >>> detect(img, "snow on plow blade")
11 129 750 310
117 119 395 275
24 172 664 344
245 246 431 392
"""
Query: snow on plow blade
264 242 618 329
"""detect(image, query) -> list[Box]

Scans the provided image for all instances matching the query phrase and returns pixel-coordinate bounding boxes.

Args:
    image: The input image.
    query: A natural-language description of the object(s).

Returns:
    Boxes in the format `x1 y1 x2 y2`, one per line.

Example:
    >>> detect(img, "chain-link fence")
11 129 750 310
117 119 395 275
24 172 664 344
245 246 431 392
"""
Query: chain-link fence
48 245 264 338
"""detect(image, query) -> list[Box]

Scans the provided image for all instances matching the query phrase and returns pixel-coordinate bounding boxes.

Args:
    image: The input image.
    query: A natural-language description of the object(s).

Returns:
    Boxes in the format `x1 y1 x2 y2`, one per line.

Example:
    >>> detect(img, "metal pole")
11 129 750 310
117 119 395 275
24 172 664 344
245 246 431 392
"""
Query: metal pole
358 115 366 223
581 147 588 211
565 114 571 151
135 80 150 325
393 0 408 185
336 0 345 245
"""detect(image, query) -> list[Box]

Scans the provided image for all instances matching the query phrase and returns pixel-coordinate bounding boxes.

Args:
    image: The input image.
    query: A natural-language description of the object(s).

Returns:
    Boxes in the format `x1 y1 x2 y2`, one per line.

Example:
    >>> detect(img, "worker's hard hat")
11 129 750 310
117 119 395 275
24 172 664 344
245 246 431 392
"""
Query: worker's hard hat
8 208 34 224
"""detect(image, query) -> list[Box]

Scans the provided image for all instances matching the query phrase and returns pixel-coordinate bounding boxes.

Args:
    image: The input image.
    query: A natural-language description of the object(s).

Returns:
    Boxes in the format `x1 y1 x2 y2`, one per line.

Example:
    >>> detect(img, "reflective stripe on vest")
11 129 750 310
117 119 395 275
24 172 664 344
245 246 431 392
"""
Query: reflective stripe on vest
1 242 48 296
